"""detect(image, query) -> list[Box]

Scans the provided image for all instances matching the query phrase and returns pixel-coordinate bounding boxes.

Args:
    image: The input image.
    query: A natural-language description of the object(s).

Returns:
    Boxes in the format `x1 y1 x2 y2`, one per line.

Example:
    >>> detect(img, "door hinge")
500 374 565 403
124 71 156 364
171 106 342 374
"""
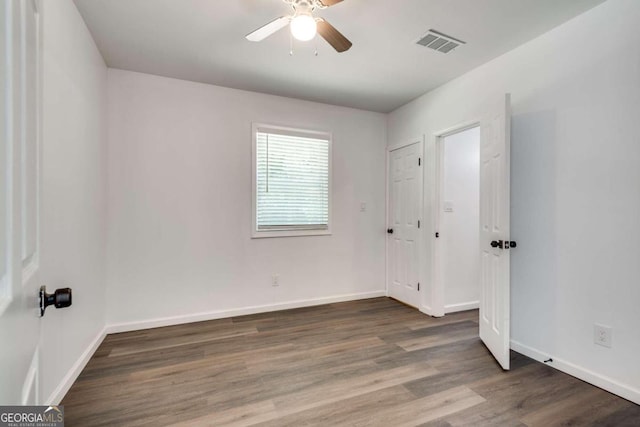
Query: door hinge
417 283 420 291
418 157 421 166
435 232 439 238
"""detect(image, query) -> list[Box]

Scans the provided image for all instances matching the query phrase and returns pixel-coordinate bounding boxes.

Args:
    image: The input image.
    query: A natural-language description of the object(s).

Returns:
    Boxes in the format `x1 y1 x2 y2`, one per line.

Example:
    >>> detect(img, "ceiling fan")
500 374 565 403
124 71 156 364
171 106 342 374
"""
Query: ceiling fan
245 0 352 53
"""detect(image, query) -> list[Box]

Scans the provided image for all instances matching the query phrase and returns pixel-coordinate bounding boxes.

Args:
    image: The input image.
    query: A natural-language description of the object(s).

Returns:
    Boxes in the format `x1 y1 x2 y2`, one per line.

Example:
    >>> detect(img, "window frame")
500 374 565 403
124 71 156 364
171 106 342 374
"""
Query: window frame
251 123 332 239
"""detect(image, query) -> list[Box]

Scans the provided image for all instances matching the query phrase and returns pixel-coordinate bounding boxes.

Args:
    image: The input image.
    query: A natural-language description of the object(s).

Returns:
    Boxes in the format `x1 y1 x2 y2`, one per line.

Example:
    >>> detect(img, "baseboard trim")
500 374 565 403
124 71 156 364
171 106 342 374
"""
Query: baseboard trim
419 304 444 318
444 301 479 314
511 340 640 405
46 327 107 405
106 290 387 334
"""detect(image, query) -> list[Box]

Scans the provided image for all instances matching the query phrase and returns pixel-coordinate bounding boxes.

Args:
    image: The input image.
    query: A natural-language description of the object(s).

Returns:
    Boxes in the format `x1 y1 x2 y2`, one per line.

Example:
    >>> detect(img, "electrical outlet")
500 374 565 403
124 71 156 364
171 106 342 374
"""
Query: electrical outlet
594 324 612 348
271 274 280 287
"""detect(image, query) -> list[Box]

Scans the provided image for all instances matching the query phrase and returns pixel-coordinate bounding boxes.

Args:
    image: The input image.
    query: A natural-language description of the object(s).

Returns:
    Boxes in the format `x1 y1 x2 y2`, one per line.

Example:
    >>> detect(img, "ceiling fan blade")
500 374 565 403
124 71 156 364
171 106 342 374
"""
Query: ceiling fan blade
317 19 352 52
245 16 290 42
318 0 344 7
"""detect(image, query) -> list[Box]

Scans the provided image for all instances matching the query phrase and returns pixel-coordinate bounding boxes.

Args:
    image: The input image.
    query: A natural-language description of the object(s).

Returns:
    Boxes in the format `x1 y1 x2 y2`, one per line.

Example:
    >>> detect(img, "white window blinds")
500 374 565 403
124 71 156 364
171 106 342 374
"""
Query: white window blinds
255 128 330 232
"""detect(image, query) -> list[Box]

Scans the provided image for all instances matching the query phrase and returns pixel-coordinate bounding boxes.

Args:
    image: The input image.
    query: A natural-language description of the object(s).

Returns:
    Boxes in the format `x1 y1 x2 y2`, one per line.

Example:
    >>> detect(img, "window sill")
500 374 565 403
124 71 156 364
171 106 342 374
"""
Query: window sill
251 229 332 239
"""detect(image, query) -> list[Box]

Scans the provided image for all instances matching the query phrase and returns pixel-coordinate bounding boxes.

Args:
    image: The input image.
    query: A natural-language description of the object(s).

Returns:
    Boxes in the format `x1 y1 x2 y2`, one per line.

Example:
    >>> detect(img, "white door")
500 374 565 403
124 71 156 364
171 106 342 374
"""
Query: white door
1 0 43 404
479 94 511 370
387 141 422 308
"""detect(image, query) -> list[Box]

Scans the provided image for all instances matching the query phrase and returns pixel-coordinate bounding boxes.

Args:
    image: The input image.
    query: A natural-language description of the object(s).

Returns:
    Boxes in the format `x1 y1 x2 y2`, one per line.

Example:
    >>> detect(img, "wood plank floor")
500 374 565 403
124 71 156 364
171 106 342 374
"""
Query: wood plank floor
62 298 640 426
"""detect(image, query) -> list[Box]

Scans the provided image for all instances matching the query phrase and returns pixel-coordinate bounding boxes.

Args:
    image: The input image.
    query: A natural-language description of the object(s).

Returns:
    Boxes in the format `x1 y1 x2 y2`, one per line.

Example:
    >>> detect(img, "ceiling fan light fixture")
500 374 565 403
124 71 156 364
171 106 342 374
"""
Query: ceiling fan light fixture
246 0 351 52
290 14 317 41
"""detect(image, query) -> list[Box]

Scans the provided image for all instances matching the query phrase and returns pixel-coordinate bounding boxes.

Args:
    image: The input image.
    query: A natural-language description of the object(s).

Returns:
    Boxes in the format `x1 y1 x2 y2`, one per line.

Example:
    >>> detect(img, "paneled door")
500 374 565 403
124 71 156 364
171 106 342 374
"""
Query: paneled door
387 141 423 308
0 0 43 404
479 94 512 370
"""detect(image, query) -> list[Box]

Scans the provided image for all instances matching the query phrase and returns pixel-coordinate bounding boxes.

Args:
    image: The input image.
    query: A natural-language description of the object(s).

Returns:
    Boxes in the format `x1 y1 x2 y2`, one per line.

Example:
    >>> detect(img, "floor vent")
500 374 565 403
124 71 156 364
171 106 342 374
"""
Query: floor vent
417 29 466 53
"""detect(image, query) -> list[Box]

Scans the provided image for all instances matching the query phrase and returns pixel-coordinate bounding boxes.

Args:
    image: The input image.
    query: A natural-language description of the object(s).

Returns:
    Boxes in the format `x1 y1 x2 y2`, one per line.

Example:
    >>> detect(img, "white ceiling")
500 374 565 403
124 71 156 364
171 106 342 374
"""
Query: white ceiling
74 0 604 113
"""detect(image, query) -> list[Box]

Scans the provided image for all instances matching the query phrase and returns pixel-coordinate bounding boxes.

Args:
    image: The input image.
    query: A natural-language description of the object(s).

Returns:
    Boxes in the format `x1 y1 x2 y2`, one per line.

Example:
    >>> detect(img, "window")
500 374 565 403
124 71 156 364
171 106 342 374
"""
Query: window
252 124 331 238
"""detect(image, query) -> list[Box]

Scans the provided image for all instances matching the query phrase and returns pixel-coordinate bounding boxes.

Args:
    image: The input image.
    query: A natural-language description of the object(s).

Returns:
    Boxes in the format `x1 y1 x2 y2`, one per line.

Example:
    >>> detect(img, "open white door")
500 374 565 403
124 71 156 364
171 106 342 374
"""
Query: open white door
387 141 423 308
0 0 43 404
479 94 511 370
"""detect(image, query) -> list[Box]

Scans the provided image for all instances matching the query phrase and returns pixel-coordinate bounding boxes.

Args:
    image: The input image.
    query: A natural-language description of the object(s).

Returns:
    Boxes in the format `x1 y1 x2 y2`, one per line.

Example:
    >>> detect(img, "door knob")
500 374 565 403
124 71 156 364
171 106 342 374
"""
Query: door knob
387 228 394 234
39 286 72 317
490 240 504 249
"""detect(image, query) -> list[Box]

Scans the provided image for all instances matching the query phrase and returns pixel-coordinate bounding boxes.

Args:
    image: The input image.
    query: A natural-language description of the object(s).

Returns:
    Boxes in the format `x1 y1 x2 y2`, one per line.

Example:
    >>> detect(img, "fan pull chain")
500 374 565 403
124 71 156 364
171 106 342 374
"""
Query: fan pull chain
314 35 318 57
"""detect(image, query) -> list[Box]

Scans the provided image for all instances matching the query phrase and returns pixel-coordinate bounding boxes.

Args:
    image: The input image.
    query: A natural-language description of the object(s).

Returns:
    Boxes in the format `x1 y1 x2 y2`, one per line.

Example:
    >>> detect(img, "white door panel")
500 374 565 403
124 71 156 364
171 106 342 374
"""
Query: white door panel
1 0 43 404
479 94 511 370
387 142 422 308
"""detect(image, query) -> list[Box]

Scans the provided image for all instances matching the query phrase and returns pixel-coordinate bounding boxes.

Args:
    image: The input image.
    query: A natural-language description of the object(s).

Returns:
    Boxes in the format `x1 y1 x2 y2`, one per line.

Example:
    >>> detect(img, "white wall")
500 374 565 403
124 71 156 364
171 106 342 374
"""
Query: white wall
388 0 640 403
41 0 108 403
106 69 387 328
441 127 479 311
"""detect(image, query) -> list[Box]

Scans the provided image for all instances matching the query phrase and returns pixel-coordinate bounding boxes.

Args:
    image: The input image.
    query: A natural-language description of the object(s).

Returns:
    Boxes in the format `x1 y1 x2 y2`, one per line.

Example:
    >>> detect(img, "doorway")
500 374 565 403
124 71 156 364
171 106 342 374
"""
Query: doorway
429 94 512 370
436 126 480 314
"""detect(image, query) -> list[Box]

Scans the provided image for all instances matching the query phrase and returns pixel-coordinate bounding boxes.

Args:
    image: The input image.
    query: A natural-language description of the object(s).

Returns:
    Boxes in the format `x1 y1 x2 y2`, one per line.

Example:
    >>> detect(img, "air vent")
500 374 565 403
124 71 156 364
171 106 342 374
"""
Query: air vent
417 29 466 54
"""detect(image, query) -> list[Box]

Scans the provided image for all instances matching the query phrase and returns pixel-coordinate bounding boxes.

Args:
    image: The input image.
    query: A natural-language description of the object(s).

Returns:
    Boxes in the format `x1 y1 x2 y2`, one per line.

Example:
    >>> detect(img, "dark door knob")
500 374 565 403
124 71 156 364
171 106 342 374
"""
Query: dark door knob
39 286 72 317
491 240 504 249
387 228 394 234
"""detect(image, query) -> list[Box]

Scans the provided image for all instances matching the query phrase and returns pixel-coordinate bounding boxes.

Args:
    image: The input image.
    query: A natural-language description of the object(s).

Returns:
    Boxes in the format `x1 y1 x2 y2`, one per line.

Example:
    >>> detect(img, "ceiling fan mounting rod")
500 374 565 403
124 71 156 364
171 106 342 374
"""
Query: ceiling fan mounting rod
282 0 328 11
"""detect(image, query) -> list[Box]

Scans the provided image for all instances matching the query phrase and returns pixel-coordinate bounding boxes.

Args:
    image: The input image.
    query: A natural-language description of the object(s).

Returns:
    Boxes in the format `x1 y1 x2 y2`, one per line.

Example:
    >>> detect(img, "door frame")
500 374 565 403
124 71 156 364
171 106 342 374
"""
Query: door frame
431 120 480 317
385 136 424 310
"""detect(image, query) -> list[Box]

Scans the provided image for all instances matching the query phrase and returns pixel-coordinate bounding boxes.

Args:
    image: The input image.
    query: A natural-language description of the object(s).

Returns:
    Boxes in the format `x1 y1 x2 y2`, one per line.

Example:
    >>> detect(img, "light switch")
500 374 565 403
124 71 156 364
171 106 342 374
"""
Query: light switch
444 201 454 212
360 202 367 212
